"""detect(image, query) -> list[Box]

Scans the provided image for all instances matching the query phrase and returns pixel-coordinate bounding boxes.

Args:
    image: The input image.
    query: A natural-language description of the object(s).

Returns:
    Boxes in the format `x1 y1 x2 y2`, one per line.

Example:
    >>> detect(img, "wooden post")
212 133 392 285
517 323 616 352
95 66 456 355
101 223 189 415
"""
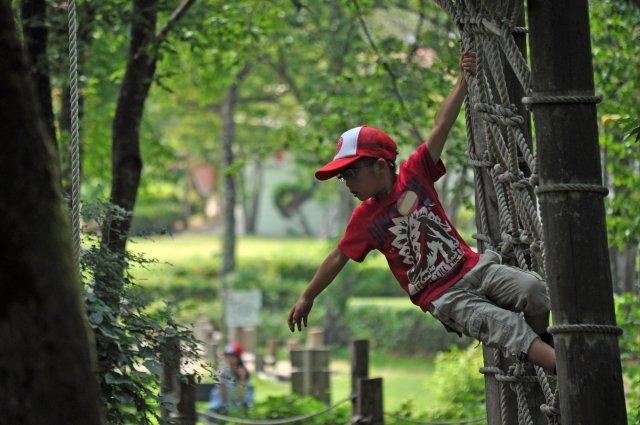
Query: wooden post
172 374 197 425
290 349 304 396
242 326 257 354
528 1 627 424
307 327 324 348
160 337 179 421
350 340 369 416
266 337 279 365
256 353 264 373
355 378 384 425
290 348 330 404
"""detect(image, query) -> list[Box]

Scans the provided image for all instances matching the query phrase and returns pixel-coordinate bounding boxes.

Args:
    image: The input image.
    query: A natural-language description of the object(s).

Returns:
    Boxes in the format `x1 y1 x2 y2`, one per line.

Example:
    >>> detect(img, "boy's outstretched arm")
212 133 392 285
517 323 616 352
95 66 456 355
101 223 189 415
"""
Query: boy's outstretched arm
288 247 349 332
425 51 477 164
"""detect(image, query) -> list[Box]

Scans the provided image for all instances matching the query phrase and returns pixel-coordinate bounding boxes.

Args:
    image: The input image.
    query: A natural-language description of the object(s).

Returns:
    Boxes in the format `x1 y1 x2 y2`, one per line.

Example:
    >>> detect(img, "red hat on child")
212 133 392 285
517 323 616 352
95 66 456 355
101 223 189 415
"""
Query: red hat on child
224 343 243 357
315 126 398 181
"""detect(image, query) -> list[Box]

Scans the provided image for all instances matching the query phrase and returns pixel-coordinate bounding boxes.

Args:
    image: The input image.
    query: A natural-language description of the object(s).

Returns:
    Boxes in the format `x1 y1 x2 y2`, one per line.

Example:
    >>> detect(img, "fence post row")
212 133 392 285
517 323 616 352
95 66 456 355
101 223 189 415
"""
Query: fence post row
165 338 386 423
350 339 370 417
290 347 331 404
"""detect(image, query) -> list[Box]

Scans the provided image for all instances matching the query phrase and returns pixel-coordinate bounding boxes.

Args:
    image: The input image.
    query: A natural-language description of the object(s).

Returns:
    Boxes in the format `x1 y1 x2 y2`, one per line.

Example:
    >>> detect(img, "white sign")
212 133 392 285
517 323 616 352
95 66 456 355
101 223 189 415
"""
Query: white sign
225 289 262 327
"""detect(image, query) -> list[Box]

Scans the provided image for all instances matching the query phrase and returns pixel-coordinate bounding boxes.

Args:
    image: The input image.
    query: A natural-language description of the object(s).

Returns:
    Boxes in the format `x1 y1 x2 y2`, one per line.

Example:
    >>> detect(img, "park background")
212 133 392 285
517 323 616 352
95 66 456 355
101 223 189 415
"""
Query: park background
9 0 640 423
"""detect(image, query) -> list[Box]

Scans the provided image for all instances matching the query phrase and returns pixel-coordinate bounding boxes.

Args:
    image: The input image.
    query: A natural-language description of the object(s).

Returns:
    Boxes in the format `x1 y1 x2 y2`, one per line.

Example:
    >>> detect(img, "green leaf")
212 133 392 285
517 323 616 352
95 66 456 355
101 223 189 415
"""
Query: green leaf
159 394 178 404
113 390 134 404
104 372 131 385
161 402 179 413
143 359 163 375
89 311 103 324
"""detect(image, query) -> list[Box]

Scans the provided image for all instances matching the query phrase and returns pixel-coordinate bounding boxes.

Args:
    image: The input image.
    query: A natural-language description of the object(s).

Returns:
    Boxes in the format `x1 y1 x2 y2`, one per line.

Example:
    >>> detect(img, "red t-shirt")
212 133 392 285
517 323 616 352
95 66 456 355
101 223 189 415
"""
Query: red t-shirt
338 144 480 311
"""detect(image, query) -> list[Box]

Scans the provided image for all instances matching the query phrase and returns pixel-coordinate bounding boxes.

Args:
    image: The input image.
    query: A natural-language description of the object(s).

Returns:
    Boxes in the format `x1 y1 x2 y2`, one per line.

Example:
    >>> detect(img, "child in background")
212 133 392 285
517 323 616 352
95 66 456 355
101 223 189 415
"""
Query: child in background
287 51 556 372
208 343 254 415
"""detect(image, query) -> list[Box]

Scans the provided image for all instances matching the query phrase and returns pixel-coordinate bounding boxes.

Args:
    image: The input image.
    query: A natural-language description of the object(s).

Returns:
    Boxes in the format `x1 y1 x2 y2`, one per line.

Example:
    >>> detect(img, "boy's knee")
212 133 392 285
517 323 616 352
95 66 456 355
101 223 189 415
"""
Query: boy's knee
519 271 550 315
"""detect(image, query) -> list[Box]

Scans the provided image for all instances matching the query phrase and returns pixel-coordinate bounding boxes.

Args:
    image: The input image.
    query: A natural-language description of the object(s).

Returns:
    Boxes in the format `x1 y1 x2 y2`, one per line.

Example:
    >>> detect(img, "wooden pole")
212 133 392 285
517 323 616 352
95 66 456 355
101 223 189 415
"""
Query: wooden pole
160 336 179 421
350 340 369 417
356 378 384 425
528 1 627 424
173 374 198 425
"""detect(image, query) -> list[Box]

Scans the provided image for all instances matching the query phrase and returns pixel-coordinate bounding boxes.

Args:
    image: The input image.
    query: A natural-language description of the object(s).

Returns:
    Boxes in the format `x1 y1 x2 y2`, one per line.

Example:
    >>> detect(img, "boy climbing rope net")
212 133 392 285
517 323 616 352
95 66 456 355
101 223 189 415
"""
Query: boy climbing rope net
287 52 556 373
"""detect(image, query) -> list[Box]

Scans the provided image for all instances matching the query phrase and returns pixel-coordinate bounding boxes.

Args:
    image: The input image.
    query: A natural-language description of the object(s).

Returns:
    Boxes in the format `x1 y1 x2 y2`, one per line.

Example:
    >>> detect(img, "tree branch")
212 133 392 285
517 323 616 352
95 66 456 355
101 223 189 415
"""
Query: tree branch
238 95 282 103
155 0 197 46
351 0 425 144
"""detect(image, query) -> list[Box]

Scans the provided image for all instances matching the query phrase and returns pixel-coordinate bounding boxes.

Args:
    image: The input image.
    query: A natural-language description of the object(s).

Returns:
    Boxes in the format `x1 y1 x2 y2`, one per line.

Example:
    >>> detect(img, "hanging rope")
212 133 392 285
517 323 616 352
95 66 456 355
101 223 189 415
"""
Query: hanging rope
383 412 486 424
68 0 81 275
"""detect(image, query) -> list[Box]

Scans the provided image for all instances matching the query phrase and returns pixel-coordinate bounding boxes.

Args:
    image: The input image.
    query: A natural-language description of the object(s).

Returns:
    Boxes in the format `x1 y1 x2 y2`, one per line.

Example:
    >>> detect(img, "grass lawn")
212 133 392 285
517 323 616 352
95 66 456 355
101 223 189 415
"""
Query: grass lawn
129 233 390 277
130 234 332 264
330 352 436 411
248 350 436 412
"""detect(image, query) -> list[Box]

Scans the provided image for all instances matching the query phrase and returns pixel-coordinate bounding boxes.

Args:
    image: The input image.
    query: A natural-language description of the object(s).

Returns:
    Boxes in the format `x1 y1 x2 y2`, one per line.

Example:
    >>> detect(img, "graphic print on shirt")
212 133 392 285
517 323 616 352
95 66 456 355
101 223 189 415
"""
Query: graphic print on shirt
389 190 464 295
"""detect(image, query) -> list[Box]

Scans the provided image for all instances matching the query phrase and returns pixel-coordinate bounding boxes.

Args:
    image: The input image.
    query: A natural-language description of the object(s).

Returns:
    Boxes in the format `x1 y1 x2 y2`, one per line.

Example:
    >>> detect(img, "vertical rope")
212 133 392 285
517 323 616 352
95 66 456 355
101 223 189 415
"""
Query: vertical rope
68 0 81 275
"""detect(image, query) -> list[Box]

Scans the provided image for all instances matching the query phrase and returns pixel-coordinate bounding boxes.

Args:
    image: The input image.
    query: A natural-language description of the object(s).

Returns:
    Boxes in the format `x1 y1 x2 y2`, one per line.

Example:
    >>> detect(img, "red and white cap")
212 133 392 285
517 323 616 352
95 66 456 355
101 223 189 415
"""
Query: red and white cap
315 126 398 181
224 343 243 357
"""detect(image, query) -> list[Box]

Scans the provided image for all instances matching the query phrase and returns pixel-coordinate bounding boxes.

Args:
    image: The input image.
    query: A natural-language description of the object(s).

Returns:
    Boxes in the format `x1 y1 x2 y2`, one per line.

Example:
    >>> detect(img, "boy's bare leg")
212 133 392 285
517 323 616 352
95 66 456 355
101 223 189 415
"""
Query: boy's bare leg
527 338 556 372
525 311 550 335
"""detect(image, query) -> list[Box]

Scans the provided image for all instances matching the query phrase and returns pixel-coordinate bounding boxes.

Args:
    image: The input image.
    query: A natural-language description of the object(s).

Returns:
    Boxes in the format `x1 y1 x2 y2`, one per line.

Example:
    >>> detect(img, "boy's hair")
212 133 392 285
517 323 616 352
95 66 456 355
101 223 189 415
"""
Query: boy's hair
360 156 397 174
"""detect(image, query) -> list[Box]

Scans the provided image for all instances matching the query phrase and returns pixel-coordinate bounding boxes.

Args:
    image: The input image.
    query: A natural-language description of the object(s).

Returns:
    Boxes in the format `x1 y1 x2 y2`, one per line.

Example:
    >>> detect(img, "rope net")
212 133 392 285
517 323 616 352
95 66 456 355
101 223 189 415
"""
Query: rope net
432 0 560 423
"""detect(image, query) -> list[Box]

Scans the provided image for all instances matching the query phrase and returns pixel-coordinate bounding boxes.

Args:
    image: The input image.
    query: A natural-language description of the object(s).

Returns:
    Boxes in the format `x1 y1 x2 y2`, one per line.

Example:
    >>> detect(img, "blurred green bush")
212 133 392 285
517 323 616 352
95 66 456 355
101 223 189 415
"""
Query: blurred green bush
140 253 464 357
345 303 467 357
387 344 486 424
132 199 183 233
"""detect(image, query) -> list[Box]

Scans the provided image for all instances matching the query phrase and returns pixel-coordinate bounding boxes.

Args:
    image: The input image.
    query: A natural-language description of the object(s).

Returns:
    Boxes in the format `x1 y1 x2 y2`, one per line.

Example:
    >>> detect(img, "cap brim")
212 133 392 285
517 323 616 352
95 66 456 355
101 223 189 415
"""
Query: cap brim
315 155 363 181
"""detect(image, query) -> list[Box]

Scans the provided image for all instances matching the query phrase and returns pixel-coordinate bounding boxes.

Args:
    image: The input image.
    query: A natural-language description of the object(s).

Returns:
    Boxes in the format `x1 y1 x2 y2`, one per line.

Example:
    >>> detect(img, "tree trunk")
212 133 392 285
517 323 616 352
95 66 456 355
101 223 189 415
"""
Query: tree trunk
220 64 252 276
0 5 103 422
610 243 638 294
96 0 159 306
94 0 194 307
244 158 263 235
528 0 628 423
20 0 57 149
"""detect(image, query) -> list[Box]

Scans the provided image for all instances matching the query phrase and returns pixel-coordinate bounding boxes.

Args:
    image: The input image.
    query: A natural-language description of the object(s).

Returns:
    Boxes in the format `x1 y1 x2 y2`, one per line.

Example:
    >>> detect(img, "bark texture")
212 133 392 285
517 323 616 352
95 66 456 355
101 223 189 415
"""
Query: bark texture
20 0 57 148
103 0 159 251
0 4 103 423
220 64 252 276
95 0 195 307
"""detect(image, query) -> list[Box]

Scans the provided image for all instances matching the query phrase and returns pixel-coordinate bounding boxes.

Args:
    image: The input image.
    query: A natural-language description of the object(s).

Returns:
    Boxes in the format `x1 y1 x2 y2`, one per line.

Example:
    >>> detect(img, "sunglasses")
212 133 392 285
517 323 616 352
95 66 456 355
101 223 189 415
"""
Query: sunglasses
336 160 377 182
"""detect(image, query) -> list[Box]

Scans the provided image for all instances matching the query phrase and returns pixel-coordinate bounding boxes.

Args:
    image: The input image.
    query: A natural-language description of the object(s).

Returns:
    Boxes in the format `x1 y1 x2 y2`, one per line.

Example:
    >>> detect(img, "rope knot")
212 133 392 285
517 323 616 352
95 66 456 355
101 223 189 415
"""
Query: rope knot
540 403 561 416
519 232 534 244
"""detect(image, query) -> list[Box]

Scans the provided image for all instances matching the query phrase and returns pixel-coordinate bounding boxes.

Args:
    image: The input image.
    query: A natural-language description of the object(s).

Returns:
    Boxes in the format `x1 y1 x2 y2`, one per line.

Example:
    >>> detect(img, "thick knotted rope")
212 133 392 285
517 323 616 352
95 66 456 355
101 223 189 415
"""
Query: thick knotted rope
548 324 623 335
522 95 602 105
535 184 609 196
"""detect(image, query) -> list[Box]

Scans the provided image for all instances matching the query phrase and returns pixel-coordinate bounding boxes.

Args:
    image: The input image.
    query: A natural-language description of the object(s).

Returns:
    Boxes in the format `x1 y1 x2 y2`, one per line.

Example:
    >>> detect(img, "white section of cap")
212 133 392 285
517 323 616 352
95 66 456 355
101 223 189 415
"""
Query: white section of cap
333 126 362 160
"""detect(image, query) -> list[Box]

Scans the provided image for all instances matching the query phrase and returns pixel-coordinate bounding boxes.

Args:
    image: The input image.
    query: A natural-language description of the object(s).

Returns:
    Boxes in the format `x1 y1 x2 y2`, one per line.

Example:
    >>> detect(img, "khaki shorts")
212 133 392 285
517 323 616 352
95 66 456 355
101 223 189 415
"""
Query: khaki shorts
429 251 551 360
